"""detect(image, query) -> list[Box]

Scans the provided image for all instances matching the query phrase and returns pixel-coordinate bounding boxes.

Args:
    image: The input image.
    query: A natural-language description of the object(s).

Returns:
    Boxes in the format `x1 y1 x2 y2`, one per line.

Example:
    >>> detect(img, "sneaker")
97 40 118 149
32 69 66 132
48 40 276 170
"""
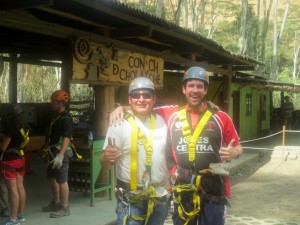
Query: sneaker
50 206 70 218
41 201 62 212
0 208 9 217
17 214 26 222
1 218 20 225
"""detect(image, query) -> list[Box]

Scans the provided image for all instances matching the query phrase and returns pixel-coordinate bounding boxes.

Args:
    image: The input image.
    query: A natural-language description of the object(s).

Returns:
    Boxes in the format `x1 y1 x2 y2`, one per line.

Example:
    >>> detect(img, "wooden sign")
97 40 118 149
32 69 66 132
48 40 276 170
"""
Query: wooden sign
72 37 164 88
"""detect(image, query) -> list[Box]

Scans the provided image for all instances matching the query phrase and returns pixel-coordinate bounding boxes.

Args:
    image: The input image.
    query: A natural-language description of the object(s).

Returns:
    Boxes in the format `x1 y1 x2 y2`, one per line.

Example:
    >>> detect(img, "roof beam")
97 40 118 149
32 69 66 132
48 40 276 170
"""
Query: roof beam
0 0 51 10
110 26 152 39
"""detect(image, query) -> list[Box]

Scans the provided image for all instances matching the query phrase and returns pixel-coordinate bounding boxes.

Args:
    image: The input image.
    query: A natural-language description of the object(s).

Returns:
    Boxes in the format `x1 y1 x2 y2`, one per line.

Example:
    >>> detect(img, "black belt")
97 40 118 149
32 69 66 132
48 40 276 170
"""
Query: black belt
200 193 229 205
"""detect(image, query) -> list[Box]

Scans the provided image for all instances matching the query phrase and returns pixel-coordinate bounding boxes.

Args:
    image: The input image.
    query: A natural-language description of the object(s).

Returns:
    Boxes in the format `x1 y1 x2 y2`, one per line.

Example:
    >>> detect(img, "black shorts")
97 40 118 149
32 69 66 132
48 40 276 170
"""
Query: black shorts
46 159 69 184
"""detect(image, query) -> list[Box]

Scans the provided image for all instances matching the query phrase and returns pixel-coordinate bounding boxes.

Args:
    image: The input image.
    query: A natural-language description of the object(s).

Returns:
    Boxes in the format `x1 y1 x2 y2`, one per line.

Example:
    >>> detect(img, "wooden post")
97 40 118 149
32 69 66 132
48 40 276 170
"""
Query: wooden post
282 125 285 160
94 86 115 138
222 67 233 113
9 53 17 103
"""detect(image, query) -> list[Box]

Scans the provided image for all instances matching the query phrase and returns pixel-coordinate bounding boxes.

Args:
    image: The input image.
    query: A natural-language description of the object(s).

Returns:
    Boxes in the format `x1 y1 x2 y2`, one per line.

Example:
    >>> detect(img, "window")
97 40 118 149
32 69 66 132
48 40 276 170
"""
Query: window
246 93 252 116
17 63 62 103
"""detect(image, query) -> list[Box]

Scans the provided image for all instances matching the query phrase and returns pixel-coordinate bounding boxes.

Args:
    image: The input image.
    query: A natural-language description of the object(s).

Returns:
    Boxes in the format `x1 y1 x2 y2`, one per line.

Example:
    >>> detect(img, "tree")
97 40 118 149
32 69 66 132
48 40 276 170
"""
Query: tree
238 0 248 54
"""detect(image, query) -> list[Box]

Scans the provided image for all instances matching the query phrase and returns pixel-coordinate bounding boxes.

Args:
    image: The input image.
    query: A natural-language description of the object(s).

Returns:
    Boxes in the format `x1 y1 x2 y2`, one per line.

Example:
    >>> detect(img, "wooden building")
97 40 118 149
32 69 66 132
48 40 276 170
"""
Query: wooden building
0 0 261 139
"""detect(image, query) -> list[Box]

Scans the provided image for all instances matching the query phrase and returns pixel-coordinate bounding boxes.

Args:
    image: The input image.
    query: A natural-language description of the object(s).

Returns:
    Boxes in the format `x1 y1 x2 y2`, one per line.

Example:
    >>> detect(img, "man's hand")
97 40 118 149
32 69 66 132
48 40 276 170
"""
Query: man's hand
51 153 64 169
104 137 121 164
109 106 125 126
219 139 243 160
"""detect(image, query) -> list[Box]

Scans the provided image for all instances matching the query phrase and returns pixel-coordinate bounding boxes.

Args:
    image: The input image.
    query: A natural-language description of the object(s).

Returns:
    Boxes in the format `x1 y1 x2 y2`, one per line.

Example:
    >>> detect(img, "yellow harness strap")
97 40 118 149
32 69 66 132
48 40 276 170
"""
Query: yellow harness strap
70 141 82 160
172 108 212 224
177 108 212 162
19 128 30 156
122 185 161 225
125 113 156 191
170 175 202 225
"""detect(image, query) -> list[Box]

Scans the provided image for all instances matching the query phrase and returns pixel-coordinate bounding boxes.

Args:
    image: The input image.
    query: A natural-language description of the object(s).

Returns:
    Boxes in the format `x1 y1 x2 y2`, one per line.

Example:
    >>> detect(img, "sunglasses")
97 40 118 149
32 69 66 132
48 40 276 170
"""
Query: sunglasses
130 91 154 99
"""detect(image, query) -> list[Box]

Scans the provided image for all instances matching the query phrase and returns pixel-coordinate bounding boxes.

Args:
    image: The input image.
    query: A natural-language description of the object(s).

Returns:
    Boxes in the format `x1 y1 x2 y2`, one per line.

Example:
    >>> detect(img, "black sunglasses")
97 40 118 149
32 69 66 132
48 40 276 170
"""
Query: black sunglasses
130 91 154 99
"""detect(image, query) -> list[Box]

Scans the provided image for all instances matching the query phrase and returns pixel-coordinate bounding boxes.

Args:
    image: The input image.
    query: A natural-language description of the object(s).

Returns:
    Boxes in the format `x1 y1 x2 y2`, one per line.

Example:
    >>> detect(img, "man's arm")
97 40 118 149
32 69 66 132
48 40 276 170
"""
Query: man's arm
109 106 130 126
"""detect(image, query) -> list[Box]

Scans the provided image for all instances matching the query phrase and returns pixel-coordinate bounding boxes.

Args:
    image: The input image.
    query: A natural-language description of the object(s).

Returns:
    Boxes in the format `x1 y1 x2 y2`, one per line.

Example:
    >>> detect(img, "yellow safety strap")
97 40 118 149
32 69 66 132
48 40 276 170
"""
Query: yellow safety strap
126 113 156 191
171 175 202 225
177 108 212 162
19 128 30 156
56 137 82 160
70 141 82 160
122 185 161 225
48 114 82 160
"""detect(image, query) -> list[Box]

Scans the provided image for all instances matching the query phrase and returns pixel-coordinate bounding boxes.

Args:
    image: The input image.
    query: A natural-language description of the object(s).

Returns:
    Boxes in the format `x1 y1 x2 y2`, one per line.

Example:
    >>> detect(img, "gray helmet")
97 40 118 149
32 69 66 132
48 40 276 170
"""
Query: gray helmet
128 77 155 94
182 66 209 84
5 104 23 118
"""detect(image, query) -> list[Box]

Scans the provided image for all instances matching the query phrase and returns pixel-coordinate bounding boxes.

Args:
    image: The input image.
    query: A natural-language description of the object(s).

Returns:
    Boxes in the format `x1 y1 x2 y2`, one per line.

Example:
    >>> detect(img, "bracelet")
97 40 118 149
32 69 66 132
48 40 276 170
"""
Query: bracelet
235 149 240 159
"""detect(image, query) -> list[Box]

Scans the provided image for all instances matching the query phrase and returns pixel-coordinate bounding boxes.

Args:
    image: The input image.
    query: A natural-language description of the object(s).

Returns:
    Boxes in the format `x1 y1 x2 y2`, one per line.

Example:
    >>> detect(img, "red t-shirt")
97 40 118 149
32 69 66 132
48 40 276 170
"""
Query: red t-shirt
154 104 240 197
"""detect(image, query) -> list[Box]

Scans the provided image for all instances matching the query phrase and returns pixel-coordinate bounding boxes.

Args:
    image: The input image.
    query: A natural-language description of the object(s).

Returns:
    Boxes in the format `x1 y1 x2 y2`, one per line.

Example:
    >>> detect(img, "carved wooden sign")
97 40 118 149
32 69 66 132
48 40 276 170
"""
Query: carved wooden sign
72 37 164 88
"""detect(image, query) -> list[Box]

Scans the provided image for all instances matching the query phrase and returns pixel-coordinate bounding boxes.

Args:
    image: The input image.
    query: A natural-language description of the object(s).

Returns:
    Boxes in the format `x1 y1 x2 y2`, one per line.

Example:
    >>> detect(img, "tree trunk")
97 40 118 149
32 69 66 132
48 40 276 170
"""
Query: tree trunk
277 0 291 48
238 0 248 54
207 0 217 39
174 0 183 26
155 0 164 18
270 0 278 81
200 0 205 34
139 0 146 11
260 0 273 63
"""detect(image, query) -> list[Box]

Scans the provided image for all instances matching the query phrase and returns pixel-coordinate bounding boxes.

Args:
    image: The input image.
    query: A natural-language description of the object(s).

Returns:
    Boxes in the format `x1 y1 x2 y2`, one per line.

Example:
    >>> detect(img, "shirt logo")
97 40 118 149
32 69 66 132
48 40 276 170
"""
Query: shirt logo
175 122 182 129
206 121 215 131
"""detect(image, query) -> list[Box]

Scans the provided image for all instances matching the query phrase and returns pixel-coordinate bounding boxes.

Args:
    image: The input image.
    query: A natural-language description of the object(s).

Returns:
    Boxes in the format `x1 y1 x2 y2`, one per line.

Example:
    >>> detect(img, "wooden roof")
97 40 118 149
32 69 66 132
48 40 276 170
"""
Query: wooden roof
234 72 300 93
0 0 261 75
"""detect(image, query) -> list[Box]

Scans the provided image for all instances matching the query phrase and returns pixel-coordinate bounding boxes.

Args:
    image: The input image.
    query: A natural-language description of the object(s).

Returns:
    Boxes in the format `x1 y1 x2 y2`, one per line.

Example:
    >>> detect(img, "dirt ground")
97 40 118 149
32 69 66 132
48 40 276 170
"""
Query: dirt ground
228 151 300 222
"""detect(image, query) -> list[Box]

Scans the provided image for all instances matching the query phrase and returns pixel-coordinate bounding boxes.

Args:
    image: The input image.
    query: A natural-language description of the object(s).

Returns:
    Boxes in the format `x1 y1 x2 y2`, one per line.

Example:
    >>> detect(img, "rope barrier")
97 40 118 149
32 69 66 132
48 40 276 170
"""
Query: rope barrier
240 131 282 143
242 147 275 151
239 127 300 154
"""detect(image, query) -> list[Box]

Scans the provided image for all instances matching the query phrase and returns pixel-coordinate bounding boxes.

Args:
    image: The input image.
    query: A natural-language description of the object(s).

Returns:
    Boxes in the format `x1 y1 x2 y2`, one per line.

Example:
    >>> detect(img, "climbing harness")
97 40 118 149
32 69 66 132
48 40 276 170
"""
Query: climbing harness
177 108 212 162
125 113 155 191
19 128 29 156
117 113 159 225
169 108 213 225
43 113 82 166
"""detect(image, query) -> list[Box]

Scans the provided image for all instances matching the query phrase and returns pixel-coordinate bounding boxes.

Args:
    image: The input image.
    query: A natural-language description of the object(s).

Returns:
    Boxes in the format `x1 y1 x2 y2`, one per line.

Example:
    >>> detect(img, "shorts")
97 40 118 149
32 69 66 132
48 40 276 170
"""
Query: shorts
0 158 26 180
46 159 69 184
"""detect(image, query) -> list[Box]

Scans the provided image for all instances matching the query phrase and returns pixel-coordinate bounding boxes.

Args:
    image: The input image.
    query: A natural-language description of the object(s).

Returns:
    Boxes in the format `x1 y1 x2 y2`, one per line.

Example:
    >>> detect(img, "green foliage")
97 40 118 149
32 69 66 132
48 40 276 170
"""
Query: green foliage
17 64 61 103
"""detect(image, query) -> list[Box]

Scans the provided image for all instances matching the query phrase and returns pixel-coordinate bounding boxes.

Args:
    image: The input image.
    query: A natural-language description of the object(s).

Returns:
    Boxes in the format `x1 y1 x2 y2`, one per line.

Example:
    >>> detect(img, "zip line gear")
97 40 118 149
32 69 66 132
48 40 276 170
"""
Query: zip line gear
51 90 69 103
170 108 221 225
4 104 23 120
19 128 29 156
115 185 163 225
125 113 156 191
128 77 155 94
182 66 209 84
45 114 82 162
177 108 212 162
169 175 202 225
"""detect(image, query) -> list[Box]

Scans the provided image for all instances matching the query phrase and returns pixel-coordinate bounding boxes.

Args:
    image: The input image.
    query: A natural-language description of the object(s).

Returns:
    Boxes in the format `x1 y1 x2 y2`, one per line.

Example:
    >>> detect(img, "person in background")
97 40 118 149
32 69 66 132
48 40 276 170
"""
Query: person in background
41 90 73 218
110 67 243 225
281 95 294 130
100 77 169 225
0 117 9 218
0 104 30 225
